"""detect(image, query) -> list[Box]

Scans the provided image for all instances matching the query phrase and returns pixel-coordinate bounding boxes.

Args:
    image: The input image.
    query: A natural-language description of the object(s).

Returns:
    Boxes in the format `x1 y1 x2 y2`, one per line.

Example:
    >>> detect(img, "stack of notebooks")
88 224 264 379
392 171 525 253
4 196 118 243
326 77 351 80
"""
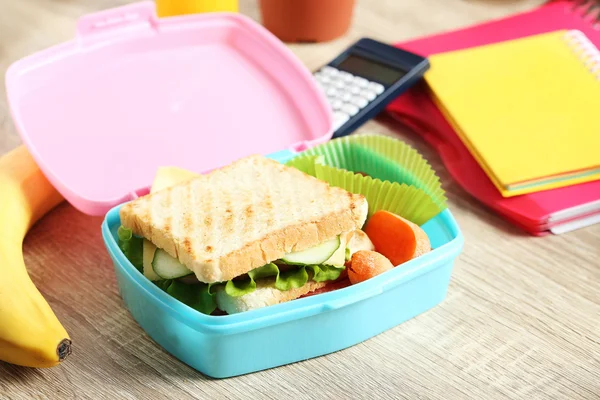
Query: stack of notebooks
386 0 600 235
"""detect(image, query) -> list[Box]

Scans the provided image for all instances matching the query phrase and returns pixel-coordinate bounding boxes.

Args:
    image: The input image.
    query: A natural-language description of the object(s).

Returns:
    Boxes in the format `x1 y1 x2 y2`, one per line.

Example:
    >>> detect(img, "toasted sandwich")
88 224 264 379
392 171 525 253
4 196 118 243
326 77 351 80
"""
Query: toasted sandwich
119 155 372 314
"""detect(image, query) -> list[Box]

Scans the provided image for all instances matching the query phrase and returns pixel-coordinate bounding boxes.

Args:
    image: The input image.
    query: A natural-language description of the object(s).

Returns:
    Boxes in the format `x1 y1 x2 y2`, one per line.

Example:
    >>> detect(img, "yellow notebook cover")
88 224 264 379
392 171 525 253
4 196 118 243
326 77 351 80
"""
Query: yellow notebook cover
425 30 600 197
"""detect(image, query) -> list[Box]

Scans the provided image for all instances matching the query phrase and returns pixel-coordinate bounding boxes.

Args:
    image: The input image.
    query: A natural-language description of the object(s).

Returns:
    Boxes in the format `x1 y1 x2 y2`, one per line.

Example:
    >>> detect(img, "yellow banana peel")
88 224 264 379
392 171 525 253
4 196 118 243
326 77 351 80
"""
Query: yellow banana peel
0 145 71 368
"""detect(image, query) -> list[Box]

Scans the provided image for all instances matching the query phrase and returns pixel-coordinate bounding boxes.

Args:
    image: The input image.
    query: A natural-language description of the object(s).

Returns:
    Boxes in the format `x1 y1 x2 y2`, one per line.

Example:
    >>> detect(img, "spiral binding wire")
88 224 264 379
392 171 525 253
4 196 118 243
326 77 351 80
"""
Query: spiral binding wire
563 30 600 79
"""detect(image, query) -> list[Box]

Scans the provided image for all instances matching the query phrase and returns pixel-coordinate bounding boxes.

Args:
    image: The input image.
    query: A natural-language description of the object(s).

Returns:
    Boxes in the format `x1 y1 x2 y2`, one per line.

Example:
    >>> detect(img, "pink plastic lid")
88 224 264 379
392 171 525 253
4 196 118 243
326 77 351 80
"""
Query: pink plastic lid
6 1 332 216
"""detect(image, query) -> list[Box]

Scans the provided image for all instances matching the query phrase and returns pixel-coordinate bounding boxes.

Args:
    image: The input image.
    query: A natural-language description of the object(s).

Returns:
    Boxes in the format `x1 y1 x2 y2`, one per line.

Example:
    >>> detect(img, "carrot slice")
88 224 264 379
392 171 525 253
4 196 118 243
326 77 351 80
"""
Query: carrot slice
363 210 431 266
348 250 394 284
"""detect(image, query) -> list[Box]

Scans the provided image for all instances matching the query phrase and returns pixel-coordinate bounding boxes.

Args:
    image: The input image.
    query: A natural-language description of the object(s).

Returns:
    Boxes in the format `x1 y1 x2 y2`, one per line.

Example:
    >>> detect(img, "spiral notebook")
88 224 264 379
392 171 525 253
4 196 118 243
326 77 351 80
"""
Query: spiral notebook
425 29 600 197
385 0 600 235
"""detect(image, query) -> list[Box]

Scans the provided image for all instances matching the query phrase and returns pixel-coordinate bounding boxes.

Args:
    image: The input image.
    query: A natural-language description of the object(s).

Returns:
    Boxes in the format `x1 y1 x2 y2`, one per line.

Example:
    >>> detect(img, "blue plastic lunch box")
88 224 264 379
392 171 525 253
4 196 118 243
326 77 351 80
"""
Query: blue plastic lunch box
5 2 464 378
101 152 463 377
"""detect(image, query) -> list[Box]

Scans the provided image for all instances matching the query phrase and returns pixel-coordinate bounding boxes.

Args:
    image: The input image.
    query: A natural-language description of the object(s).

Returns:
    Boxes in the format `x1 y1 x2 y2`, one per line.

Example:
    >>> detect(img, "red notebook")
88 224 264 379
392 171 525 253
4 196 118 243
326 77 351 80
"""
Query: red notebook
385 0 600 235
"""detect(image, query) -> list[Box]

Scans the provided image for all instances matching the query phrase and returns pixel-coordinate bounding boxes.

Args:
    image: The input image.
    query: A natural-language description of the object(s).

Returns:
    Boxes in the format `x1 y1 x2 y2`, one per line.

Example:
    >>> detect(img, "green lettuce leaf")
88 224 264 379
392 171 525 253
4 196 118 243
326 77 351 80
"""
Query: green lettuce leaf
167 281 216 315
224 263 319 297
250 263 280 280
116 225 347 314
154 279 173 292
274 267 309 291
209 262 345 298
117 226 143 273
307 264 345 282
225 279 256 297
224 263 280 297
155 279 217 315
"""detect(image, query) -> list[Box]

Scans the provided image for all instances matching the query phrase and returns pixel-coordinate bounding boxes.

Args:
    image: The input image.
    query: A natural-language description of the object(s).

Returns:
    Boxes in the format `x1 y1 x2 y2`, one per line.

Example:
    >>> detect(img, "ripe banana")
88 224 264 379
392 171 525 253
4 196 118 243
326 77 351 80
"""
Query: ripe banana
0 145 71 368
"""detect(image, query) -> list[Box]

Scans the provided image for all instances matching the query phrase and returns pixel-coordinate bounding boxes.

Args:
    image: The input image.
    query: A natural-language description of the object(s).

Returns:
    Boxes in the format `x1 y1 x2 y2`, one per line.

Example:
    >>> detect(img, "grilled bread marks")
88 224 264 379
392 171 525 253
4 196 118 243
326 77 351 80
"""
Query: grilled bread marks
120 155 367 283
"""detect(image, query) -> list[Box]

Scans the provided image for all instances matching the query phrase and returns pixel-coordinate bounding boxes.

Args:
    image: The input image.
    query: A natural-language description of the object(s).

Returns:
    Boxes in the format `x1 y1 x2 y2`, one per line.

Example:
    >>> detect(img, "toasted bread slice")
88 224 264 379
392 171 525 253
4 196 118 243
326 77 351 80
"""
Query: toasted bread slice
215 279 329 314
120 155 368 283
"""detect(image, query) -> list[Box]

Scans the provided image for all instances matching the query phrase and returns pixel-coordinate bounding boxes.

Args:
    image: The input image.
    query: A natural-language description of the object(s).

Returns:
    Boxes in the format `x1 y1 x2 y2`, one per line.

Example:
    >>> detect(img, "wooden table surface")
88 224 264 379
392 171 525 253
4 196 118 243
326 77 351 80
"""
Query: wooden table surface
1 1 599 399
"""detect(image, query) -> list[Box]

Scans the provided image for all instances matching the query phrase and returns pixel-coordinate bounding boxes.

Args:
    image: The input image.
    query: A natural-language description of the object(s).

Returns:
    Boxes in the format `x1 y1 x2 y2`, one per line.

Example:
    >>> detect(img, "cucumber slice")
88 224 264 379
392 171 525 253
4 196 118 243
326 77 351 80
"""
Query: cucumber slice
142 240 160 281
323 236 347 266
321 232 349 266
281 237 341 265
152 249 193 279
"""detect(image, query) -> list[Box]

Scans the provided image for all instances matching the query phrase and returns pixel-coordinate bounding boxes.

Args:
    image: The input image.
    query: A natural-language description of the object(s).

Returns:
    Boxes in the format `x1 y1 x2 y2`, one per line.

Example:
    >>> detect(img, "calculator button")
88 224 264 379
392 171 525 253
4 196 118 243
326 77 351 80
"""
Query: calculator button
341 103 359 116
349 96 369 109
360 90 377 101
332 80 346 90
367 82 385 94
332 111 350 131
348 86 361 95
321 66 339 76
317 75 333 85
353 76 369 88
330 99 344 110
339 71 354 82
336 92 352 102
325 87 338 97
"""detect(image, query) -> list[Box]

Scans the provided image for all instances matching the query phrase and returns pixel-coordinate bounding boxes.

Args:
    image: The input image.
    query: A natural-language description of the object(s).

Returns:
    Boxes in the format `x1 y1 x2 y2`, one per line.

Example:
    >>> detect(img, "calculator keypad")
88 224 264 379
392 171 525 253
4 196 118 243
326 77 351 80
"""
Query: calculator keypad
314 66 384 131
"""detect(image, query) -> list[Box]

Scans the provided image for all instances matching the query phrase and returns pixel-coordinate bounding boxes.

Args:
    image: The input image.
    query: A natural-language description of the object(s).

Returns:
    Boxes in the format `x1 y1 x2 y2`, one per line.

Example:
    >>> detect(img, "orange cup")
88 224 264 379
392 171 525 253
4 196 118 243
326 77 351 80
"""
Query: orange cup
259 0 356 43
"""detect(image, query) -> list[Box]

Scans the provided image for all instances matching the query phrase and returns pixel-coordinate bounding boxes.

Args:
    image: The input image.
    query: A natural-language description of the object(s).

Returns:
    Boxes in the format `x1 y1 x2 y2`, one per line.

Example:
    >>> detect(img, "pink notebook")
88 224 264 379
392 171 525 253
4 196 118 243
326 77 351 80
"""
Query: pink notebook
385 0 600 235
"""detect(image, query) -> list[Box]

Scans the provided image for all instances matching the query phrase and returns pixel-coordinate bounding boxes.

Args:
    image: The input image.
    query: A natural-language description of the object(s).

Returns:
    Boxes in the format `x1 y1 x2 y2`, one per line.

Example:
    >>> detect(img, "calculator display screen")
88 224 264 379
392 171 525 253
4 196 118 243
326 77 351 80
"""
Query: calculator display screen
337 54 406 86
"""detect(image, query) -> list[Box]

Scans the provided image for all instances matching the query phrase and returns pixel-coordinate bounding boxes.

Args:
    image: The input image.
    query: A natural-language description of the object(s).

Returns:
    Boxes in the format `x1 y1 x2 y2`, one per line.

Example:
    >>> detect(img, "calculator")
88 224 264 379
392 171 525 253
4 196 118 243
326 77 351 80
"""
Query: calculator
313 38 430 138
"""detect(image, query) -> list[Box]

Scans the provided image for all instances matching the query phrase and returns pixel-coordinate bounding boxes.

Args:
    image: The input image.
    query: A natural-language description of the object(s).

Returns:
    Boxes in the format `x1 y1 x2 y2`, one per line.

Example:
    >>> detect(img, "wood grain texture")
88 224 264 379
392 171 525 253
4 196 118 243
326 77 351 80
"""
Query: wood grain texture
1 0 599 399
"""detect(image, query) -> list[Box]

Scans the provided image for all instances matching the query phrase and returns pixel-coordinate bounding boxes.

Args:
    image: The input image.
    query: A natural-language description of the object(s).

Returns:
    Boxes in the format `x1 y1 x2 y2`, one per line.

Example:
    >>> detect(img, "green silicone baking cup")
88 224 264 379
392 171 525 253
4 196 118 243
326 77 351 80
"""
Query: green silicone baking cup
286 134 447 225
314 163 442 225
286 155 325 177
296 134 447 210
